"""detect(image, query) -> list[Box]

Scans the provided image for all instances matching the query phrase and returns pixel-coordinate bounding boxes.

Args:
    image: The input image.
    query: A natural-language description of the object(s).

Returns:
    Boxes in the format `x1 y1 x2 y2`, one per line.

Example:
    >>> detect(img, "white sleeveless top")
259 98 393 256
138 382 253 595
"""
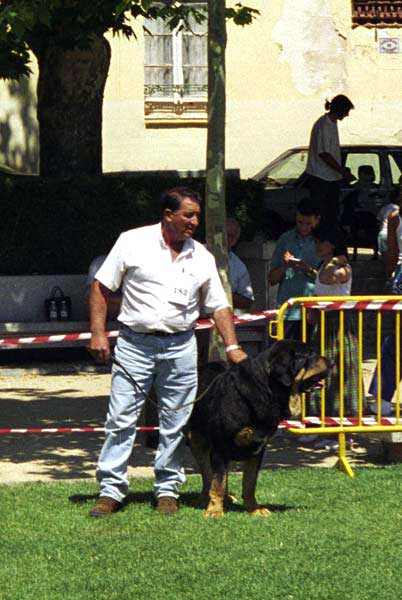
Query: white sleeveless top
397 217 402 265
314 264 352 297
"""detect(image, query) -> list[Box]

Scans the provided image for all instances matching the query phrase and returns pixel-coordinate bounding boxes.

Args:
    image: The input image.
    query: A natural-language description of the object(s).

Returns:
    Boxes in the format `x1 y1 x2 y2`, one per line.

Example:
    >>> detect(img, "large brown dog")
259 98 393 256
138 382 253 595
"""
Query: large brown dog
188 339 329 518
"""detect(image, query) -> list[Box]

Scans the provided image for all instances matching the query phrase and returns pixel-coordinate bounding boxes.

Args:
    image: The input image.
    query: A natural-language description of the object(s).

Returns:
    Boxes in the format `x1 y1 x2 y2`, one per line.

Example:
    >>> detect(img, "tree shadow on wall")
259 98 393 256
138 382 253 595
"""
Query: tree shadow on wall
0 75 39 173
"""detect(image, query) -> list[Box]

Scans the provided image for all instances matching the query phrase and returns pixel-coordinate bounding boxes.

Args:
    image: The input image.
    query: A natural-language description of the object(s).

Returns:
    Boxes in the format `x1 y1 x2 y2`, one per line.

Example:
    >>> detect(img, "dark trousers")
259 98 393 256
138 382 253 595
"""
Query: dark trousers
306 175 340 224
369 335 400 403
284 320 315 343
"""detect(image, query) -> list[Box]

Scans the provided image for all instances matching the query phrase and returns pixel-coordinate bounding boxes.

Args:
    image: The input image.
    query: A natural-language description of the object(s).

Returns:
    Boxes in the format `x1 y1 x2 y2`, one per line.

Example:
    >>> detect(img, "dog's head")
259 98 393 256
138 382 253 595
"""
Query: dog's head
265 339 329 417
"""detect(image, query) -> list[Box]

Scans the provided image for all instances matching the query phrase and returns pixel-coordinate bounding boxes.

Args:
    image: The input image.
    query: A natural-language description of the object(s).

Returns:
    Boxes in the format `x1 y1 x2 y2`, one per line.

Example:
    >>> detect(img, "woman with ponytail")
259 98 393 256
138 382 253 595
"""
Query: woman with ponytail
305 94 355 224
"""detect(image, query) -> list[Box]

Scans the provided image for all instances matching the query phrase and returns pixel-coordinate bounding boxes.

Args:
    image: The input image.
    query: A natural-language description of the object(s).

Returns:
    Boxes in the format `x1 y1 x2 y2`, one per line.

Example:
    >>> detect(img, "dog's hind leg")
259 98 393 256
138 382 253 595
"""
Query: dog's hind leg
205 451 228 519
242 452 271 516
188 431 212 508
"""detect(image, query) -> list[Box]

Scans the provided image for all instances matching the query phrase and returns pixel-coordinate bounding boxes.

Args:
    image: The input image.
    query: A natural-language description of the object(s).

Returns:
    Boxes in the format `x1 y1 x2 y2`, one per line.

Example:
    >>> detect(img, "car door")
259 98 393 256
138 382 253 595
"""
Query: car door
386 148 402 187
340 150 387 218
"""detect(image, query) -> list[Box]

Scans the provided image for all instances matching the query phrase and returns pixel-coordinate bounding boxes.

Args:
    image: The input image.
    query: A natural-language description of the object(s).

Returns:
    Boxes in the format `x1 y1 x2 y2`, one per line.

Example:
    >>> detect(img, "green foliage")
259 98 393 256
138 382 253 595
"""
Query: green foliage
0 173 263 274
226 3 260 26
1 467 402 599
0 1 259 79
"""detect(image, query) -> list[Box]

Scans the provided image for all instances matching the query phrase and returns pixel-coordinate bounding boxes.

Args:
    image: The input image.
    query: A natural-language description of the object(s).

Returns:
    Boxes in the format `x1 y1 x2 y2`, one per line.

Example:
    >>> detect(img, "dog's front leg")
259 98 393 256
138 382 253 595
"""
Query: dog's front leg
242 452 271 516
188 431 212 507
206 451 228 519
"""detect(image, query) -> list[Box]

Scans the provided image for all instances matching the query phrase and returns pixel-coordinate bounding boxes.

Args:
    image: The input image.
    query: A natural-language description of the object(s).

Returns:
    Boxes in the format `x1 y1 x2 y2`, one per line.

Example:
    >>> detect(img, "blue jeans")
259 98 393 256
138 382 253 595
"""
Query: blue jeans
96 326 197 502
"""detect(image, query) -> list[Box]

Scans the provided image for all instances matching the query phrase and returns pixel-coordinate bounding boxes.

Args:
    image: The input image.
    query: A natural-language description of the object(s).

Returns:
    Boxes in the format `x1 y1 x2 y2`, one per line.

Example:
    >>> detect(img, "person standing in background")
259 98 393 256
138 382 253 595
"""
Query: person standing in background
305 94 355 223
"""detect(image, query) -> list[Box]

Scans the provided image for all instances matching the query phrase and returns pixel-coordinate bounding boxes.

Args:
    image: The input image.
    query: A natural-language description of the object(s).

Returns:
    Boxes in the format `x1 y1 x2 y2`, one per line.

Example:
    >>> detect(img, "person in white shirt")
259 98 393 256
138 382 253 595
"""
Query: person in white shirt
88 187 247 517
377 183 401 276
305 94 355 223
226 217 254 310
86 255 121 320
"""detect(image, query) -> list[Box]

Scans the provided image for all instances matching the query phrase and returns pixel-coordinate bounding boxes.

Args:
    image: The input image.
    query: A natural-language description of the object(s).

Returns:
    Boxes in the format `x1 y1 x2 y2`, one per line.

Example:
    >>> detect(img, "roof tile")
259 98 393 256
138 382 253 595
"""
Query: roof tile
352 1 402 27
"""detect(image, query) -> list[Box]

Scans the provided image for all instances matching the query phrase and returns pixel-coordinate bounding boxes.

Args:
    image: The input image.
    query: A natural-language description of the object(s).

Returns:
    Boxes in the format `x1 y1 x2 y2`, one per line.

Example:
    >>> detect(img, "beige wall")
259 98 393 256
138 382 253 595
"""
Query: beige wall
1 0 402 177
0 67 39 173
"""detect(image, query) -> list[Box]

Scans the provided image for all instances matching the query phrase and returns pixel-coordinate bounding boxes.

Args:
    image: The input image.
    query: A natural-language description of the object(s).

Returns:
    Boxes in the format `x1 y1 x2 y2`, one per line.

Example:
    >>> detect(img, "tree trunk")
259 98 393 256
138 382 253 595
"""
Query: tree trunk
35 36 111 177
205 0 229 362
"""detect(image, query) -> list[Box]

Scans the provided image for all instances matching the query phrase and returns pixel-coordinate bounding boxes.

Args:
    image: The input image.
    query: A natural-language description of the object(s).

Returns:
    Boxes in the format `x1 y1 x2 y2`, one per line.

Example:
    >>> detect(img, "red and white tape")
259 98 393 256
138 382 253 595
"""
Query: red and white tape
0 417 399 435
287 298 402 312
3 298 402 348
0 309 278 347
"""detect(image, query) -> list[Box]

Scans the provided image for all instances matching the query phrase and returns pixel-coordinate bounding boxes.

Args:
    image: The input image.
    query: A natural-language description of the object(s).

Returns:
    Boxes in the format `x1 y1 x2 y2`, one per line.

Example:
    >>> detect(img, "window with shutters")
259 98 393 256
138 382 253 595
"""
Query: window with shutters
144 3 208 125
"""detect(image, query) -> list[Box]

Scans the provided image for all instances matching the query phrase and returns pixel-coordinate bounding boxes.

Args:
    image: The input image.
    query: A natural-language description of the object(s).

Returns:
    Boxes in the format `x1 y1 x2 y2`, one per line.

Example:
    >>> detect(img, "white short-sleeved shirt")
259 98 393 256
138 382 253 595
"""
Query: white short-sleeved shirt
95 223 229 333
228 251 254 301
86 255 121 299
377 203 398 236
306 113 342 182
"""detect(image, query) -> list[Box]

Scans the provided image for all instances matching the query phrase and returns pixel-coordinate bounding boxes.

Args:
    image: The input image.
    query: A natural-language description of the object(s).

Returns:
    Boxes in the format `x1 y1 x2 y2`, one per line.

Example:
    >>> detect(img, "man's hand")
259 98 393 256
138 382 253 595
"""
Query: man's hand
342 167 356 184
88 332 111 363
226 347 248 364
282 250 295 265
212 307 248 365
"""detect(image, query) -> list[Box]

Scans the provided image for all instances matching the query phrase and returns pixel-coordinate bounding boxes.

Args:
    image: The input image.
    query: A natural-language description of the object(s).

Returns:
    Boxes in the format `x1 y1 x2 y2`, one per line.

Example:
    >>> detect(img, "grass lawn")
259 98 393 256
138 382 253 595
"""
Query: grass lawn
2 466 402 600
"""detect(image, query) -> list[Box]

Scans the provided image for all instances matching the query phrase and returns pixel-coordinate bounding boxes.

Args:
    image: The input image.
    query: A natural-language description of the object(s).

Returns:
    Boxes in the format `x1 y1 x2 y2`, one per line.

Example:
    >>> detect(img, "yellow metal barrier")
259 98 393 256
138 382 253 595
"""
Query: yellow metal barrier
270 295 402 477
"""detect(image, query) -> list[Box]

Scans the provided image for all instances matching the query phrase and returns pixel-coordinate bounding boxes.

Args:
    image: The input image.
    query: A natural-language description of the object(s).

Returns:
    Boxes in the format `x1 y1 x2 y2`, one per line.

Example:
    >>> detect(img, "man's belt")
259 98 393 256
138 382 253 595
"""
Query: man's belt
137 330 184 337
119 323 193 337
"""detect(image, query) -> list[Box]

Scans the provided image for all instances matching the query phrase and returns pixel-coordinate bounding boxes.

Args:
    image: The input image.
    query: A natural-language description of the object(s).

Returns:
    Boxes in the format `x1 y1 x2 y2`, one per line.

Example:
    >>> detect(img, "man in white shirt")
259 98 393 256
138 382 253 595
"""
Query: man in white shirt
226 217 254 311
86 255 121 320
306 94 355 223
89 187 247 517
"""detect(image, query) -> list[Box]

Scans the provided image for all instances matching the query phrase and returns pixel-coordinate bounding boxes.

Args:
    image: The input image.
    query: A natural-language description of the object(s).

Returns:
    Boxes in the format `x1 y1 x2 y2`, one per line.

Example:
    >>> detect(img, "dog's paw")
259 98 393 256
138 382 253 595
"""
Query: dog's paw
247 506 272 517
205 509 224 519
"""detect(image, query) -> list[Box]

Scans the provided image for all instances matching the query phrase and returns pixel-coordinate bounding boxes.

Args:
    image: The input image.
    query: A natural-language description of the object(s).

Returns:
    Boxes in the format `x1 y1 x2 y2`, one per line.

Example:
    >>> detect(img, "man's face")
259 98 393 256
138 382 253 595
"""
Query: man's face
226 222 240 249
295 213 320 238
164 198 201 241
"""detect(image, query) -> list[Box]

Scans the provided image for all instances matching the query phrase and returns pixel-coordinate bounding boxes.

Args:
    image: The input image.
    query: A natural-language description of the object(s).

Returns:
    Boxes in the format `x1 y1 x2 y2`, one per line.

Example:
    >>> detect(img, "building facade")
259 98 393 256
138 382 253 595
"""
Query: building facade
0 0 401 178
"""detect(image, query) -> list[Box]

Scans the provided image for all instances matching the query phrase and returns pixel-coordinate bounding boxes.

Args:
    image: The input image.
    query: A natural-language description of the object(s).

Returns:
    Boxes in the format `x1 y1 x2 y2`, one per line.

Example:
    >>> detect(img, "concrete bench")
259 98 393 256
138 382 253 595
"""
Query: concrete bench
0 274 92 349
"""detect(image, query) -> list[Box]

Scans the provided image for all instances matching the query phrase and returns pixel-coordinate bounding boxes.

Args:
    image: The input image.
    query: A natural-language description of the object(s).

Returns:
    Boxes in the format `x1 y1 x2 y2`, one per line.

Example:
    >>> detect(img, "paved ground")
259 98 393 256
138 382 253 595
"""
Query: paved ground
0 359 389 486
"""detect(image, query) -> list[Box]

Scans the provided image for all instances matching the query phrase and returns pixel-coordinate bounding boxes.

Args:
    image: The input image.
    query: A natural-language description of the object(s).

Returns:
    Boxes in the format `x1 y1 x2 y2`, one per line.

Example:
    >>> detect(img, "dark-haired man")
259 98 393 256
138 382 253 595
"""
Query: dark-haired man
89 187 247 517
268 200 321 340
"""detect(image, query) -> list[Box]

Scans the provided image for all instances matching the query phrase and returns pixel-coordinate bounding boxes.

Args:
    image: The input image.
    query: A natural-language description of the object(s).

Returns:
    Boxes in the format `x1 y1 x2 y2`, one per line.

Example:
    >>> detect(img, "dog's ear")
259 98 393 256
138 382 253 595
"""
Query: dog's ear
269 345 311 387
294 351 309 375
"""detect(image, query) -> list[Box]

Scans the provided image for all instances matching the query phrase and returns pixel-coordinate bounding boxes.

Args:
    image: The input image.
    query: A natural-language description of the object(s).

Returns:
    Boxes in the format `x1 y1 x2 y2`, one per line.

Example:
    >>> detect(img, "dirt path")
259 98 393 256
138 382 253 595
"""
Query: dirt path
0 362 386 485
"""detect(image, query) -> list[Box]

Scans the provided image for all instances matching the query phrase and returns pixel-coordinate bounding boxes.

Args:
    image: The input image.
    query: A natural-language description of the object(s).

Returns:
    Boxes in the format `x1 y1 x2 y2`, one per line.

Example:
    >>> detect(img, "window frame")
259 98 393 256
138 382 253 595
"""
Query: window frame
144 4 208 125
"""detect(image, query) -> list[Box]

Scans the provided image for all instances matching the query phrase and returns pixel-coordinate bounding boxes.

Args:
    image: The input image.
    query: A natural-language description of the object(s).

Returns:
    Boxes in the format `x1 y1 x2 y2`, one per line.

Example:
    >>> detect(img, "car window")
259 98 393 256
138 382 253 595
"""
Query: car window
262 150 308 186
388 152 402 184
343 153 381 184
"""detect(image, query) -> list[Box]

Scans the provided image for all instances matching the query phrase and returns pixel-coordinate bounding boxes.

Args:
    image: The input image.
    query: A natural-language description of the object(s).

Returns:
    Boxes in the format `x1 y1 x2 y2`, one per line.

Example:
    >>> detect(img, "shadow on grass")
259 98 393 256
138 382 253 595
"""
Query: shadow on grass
68 490 300 516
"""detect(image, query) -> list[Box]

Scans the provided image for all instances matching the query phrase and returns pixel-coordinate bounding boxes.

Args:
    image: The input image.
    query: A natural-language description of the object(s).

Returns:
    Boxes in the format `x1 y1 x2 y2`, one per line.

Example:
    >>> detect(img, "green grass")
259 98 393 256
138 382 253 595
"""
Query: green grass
2 467 402 600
